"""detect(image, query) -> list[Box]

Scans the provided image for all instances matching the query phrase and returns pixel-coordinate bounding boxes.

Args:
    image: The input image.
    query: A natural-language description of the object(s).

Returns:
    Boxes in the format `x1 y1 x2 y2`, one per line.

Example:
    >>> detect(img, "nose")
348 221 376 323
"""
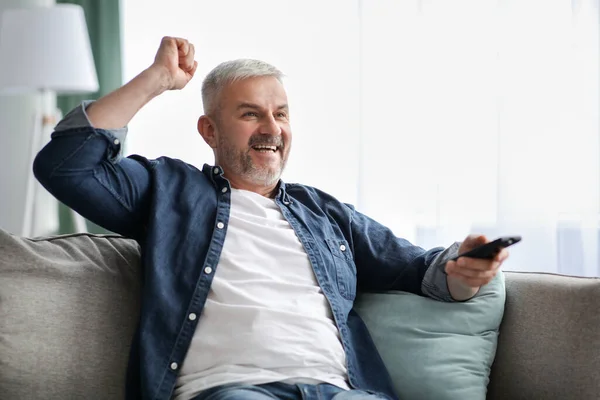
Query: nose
259 114 282 136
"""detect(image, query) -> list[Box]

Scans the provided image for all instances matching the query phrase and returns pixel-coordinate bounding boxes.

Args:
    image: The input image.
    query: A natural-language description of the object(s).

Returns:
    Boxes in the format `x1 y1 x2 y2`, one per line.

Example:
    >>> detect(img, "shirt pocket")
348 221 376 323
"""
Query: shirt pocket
325 238 357 301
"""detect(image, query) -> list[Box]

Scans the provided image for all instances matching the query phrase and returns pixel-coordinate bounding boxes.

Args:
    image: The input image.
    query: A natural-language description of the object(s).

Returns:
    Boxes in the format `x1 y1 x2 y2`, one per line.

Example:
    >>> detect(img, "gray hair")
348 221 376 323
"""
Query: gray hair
201 59 285 117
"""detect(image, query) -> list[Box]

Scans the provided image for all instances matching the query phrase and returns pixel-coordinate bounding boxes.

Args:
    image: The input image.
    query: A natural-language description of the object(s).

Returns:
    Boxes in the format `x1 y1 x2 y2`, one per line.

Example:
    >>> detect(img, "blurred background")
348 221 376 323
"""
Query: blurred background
0 0 598 277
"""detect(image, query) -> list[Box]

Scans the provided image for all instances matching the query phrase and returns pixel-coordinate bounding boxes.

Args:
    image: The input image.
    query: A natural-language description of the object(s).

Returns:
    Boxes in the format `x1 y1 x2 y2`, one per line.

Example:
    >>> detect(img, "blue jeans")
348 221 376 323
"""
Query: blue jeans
192 382 391 400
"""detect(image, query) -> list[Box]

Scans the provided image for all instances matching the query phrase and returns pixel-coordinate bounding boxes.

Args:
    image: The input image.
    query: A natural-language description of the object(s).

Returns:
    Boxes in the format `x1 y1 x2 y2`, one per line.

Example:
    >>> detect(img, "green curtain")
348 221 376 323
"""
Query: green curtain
55 0 122 234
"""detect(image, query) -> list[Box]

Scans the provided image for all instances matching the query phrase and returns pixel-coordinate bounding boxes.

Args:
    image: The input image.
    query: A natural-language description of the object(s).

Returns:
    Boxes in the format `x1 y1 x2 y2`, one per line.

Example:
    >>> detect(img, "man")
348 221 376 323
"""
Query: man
34 37 508 400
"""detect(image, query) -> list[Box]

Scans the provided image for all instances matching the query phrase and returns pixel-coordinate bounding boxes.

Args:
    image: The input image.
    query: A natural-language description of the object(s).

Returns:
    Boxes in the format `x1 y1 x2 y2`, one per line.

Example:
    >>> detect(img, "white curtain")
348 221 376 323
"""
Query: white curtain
122 0 599 276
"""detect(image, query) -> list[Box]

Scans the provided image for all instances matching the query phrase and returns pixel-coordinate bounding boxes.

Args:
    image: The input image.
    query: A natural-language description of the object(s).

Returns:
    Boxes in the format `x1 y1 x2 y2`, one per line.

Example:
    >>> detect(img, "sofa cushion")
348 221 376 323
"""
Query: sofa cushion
487 271 600 400
0 230 141 400
355 271 505 400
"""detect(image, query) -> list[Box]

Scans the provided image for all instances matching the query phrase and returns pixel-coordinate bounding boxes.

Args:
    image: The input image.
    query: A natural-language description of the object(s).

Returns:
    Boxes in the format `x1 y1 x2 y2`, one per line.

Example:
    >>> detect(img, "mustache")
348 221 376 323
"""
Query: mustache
248 135 284 148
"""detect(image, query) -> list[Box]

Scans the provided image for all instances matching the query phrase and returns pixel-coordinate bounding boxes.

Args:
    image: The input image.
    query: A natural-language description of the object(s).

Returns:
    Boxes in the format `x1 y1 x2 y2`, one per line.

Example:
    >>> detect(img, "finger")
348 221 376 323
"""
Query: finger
447 261 498 285
182 43 195 71
186 60 198 78
161 36 179 52
175 37 190 57
189 43 195 61
445 260 457 275
458 234 488 257
464 234 488 248
457 256 498 271
447 259 496 275
495 248 509 263
453 262 500 278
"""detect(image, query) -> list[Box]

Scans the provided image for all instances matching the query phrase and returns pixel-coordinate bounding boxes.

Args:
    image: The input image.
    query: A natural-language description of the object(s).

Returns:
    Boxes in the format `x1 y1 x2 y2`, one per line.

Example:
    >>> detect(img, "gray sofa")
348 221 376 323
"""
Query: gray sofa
1 230 598 399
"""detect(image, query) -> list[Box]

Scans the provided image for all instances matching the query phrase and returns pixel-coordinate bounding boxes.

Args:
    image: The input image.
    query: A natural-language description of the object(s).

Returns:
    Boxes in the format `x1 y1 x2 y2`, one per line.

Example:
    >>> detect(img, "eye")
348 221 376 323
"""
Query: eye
242 111 258 117
276 112 288 119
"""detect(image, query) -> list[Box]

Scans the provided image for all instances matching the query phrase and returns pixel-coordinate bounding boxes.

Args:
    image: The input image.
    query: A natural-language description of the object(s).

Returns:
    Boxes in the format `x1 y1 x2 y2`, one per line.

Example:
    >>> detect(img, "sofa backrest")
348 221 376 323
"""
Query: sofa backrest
1 230 599 399
0 231 141 399
488 271 600 399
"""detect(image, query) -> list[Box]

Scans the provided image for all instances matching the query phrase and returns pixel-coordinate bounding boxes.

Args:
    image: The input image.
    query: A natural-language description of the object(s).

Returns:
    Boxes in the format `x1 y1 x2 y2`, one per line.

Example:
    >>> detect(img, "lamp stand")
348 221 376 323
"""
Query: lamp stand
21 96 45 238
21 89 87 238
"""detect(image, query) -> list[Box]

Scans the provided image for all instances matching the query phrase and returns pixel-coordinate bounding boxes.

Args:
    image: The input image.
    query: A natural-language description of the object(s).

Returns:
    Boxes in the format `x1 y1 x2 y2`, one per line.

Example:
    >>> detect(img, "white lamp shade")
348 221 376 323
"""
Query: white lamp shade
0 4 99 94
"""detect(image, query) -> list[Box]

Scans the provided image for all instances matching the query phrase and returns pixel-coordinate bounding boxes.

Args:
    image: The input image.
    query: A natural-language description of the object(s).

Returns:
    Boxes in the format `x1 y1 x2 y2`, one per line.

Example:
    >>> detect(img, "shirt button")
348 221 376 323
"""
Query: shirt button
216 222 224 229
340 244 346 252
283 201 290 205
204 266 213 274
213 167 220 174
221 187 228 193
170 362 178 370
113 139 120 145
188 313 197 321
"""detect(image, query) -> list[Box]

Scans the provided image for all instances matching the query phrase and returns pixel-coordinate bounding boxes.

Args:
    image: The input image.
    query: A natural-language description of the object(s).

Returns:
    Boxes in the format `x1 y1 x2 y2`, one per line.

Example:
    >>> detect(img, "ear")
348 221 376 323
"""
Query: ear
198 115 217 148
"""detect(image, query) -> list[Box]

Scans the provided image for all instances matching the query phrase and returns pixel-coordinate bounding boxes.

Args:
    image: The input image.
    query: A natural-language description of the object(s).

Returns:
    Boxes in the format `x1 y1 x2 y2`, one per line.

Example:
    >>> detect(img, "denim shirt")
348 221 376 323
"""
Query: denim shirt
33 102 460 400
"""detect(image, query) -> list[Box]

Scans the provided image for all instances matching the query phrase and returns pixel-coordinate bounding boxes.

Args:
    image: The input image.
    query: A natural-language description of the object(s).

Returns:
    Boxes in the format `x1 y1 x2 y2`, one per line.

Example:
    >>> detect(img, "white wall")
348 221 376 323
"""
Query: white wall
0 0 55 234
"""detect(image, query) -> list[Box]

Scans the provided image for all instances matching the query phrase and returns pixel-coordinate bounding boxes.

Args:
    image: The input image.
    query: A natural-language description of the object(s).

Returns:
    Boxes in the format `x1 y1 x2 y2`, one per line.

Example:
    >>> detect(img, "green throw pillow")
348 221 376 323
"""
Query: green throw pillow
354 271 505 400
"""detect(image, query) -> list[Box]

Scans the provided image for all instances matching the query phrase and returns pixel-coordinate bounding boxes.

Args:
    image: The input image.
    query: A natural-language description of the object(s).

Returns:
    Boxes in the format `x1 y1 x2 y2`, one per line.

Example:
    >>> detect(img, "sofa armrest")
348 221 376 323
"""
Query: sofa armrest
487 271 600 400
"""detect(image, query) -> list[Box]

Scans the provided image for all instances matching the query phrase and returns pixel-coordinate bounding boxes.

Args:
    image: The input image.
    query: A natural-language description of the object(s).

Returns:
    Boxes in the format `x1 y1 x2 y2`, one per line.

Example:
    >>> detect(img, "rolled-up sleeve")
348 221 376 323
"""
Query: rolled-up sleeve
54 100 128 161
34 101 151 240
56 100 127 139
421 242 461 302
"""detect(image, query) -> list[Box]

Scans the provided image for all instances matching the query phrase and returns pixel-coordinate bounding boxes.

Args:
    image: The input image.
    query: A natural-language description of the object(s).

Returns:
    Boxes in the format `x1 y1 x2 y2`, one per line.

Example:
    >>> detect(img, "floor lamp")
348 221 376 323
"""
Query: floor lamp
0 4 99 237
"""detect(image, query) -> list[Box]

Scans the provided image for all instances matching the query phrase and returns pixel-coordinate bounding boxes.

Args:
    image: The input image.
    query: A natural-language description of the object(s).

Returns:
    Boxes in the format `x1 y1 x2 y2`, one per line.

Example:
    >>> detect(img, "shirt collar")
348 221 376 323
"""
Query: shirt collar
202 163 291 204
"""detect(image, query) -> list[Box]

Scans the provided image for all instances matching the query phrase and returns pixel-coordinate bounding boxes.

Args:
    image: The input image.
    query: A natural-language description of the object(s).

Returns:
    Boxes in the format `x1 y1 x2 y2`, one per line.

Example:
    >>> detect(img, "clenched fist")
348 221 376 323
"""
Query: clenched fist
150 36 198 91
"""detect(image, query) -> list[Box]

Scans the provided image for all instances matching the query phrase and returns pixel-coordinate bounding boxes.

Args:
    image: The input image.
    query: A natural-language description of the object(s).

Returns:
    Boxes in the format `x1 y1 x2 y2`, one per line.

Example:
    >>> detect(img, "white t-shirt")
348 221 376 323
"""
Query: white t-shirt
173 189 349 400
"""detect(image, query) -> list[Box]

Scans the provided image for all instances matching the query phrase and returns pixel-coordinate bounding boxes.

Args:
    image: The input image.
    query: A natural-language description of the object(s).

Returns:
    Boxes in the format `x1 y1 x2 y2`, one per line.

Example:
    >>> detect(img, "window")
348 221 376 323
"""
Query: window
122 0 600 275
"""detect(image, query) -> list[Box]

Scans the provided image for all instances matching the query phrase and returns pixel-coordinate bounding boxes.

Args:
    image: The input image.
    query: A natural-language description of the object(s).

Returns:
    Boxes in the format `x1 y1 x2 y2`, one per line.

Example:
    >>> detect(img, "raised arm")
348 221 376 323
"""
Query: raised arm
86 37 197 129
33 37 197 240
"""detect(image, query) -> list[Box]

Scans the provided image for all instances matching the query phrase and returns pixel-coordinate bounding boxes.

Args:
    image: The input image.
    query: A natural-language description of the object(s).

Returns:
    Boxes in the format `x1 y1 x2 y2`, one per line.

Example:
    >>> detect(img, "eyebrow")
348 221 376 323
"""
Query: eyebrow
236 102 289 112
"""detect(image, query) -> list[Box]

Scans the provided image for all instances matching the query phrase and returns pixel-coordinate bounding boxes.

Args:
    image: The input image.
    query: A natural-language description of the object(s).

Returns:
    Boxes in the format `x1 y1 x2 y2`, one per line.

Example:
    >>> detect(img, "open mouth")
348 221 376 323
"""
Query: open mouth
251 145 278 153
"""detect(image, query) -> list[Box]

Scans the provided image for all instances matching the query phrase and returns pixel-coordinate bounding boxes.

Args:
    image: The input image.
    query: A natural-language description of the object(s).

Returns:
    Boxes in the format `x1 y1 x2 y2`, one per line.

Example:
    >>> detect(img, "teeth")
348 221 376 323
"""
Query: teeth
253 145 277 151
